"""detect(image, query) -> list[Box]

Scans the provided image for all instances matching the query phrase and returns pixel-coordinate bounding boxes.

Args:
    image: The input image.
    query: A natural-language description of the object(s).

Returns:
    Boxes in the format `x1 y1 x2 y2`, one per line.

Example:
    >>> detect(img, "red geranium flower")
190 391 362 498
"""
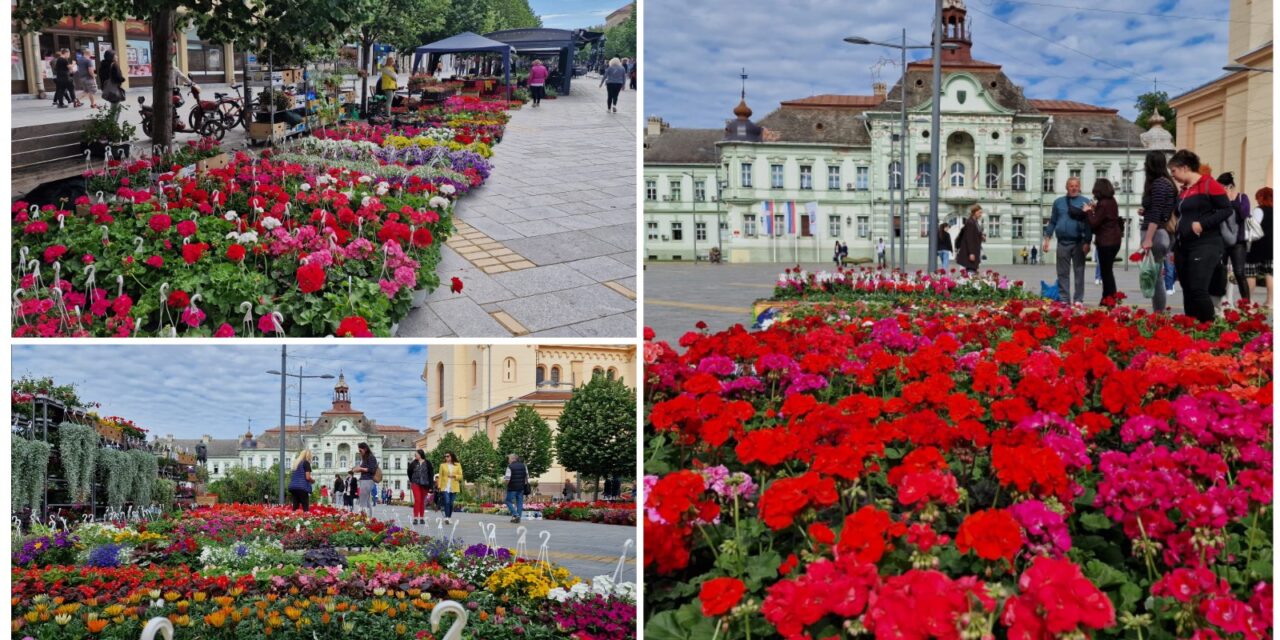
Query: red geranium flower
699 577 745 617
182 242 208 265
296 262 326 294
176 219 198 238
167 290 190 308
226 244 246 262
450 277 464 294
336 316 374 337
956 508 1023 564
149 213 172 233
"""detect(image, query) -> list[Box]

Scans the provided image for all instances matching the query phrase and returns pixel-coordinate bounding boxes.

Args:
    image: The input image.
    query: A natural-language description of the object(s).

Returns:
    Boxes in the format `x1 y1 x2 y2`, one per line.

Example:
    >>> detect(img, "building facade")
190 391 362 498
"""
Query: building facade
13 13 245 97
417 345 636 494
644 0 1172 265
174 374 423 494
1169 0 1272 192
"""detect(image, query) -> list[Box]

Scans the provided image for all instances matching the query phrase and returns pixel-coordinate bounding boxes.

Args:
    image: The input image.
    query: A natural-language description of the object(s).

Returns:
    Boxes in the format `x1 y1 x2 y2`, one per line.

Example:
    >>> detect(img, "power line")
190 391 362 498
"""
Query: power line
985 0 1271 25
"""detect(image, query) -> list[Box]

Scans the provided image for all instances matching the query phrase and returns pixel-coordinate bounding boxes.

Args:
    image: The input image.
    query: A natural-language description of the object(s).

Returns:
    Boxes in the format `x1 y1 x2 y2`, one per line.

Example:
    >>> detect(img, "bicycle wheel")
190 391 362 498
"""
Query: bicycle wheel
199 118 226 142
218 101 242 129
188 107 204 132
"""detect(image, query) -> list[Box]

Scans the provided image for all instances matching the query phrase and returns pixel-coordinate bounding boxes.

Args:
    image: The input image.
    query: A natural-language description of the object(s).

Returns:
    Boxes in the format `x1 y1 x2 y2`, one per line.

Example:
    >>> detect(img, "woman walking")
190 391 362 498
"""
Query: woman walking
955 205 986 273
1084 178 1122 304
1213 172 1251 302
600 57 626 113
936 223 953 270
287 450 314 512
332 475 345 509
1139 150 1177 312
1169 150 1233 322
437 452 463 524
1246 187 1273 309
407 450 434 524
528 59 548 107
832 241 842 268
379 55 398 117
352 442 379 516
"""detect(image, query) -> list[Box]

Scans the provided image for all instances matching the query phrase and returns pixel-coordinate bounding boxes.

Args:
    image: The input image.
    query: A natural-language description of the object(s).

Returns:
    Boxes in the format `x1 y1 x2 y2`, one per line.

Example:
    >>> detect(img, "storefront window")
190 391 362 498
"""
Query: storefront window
12 34 25 81
126 38 152 77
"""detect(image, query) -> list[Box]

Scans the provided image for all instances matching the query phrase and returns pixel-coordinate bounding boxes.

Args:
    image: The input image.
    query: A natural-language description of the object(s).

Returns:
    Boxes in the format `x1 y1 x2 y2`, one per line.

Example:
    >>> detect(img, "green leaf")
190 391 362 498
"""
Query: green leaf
744 550 781 590
1119 582 1143 611
1080 512 1113 531
645 603 718 640
1084 559 1129 589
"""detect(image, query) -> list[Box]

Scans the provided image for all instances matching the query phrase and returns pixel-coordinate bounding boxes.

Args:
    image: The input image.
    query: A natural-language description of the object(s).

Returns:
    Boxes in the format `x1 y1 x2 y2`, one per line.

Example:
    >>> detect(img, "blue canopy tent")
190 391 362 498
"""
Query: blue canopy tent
412 32 513 100
485 28 583 95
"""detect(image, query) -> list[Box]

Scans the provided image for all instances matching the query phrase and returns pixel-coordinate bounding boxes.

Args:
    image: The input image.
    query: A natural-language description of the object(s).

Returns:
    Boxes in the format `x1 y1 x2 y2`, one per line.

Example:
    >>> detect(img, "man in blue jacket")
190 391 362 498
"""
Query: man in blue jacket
1042 176 1093 304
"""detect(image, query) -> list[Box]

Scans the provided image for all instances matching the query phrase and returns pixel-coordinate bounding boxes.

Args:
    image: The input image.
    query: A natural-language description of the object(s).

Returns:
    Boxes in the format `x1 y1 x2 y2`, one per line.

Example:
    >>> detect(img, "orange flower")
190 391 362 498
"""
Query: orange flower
284 606 302 621
86 618 110 633
204 610 228 628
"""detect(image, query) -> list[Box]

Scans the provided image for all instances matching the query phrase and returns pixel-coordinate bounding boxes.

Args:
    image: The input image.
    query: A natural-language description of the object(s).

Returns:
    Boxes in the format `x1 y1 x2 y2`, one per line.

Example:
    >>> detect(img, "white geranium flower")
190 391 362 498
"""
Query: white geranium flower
429 196 450 210
261 217 283 230
300 183 311 191
358 175 373 184
440 184 457 195
224 211 239 221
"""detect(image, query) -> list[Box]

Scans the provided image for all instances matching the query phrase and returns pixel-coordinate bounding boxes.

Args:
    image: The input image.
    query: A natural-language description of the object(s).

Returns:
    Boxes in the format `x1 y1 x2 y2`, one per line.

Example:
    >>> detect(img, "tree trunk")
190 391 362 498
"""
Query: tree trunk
149 9 177 148
359 36 370 116
592 476 599 502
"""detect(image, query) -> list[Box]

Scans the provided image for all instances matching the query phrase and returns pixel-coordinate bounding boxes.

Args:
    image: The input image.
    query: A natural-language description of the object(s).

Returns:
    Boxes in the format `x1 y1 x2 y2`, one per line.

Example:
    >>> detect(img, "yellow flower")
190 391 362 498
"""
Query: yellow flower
55 614 72 626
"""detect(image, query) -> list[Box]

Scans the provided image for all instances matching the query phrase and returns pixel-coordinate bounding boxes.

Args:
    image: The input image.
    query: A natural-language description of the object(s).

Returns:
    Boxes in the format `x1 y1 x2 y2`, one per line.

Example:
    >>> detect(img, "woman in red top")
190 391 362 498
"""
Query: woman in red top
528 60 548 108
1084 178 1122 304
1169 150 1234 321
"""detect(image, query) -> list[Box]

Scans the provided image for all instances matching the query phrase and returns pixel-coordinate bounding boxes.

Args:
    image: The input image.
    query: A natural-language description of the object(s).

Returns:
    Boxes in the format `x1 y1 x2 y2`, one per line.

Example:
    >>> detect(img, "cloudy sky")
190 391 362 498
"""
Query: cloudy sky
646 0 1241 127
532 0 625 29
12 346 431 441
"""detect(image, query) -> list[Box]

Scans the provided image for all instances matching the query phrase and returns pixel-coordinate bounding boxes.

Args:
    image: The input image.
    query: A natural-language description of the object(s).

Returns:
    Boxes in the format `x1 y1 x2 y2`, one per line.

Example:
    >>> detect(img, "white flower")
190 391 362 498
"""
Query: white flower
429 196 450 210
261 217 283 230
440 184 457 195
316 175 331 185
358 175 373 184
224 211 239 221
300 183 311 191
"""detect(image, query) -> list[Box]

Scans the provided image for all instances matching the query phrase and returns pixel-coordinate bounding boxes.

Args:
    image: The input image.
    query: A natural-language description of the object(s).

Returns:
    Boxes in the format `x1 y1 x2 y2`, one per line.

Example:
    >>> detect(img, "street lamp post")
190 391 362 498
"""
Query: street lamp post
847 13 957 272
682 171 700 263
1090 135 1135 271
267 346 334 504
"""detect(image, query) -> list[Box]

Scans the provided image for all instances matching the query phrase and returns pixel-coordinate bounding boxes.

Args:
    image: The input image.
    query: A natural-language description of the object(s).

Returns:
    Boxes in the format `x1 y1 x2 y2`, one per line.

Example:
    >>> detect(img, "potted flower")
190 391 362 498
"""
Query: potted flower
80 103 136 159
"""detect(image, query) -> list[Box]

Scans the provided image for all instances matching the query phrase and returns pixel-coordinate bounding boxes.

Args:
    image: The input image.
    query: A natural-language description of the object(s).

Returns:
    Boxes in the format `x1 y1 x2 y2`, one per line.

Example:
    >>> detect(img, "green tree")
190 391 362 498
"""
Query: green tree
603 10 635 60
349 0 448 115
497 405 555 477
460 431 502 482
207 463 279 505
1135 91 1176 138
491 0 540 30
447 0 496 36
554 376 635 500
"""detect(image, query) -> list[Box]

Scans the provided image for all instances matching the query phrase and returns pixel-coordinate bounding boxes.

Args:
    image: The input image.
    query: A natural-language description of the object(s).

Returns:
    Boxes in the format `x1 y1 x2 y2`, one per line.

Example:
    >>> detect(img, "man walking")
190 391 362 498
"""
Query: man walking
876 238 887 268
74 48 97 108
1043 177 1093 304
503 453 529 523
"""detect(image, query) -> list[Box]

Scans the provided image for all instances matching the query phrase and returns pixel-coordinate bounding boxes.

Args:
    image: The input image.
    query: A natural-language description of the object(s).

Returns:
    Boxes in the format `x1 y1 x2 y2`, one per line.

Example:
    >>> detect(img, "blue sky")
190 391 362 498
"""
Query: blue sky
12 346 431 441
531 0 627 29
646 0 1240 127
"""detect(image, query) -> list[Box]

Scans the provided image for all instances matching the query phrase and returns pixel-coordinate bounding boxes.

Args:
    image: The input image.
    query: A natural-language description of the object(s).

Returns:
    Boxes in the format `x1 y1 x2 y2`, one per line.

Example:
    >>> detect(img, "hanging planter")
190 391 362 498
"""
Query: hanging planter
129 449 158 506
59 422 100 503
12 438 52 513
98 448 133 510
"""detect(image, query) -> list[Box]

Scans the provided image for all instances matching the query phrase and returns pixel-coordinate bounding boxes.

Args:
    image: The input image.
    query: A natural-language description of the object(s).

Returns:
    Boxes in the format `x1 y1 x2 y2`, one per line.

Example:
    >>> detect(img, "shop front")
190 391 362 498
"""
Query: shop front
34 16 113 92
122 19 153 87
183 26 224 82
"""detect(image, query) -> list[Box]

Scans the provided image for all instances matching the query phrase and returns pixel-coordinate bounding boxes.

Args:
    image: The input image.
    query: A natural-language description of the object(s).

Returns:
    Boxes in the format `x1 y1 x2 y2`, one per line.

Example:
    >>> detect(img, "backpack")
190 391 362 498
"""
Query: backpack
1221 212 1239 246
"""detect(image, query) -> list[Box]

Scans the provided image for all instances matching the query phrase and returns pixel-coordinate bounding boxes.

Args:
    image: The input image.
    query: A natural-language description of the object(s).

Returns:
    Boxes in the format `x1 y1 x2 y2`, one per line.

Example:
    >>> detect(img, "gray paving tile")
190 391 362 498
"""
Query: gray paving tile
491 264 596 297
513 205 572 221
428 297 512 336
570 313 637 337
584 224 638 250
528 326 584 337
462 217 526 241
496 292 600 332
565 256 636 282
521 194 568 207
506 219 573 238
396 305 454 337
423 267 516 305
504 231 620 264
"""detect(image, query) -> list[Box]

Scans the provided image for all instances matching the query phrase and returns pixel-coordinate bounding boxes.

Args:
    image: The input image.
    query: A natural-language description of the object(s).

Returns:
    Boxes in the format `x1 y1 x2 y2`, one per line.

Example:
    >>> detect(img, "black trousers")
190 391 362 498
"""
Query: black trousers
1097 244 1121 303
1176 238 1224 322
290 488 310 512
53 77 75 106
606 82 622 108
1210 242 1250 300
530 85 545 105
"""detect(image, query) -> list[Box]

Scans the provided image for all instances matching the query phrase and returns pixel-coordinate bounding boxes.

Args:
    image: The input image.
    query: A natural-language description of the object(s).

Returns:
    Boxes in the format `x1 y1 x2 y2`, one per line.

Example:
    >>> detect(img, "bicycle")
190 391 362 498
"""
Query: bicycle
186 83 248 133
139 91 225 141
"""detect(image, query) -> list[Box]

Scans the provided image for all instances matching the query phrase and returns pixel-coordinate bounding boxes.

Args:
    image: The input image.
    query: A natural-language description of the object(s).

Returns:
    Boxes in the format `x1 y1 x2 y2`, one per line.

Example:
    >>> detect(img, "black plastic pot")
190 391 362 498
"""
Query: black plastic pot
82 141 131 160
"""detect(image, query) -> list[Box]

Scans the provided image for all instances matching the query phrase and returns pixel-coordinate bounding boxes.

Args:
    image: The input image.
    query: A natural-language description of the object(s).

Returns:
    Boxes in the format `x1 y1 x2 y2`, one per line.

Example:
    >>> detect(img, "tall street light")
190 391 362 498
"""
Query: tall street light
267 346 334 504
1090 135 1137 271
847 20 958 272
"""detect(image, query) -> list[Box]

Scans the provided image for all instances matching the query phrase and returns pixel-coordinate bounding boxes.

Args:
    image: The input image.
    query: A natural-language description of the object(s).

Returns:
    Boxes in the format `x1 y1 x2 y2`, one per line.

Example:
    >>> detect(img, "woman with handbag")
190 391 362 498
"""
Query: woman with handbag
437 452 463 525
352 442 380 516
1169 150 1234 322
1139 151 1177 312
1211 172 1251 303
1246 187 1273 308
955 204 985 273
1083 178 1122 305
288 450 314 512
98 51 126 106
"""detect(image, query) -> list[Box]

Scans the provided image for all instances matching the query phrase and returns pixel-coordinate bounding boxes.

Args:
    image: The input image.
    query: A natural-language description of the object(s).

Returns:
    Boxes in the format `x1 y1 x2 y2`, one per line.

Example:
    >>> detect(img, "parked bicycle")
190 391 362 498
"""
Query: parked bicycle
186 82 249 132
138 90 225 141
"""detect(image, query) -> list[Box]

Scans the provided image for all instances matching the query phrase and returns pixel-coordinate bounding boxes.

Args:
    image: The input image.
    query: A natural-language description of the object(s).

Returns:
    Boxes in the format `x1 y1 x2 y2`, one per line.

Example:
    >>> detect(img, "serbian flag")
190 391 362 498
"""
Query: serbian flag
761 201 775 235
785 201 797 234
805 201 819 226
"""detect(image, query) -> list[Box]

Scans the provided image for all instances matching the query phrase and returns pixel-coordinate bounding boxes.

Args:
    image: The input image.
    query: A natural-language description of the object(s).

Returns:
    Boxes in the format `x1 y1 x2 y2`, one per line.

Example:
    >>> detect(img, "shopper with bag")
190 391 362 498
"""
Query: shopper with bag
503 454 530 523
1209 172 1251 304
407 449 434 525
352 442 380 516
98 51 127 105
1139 151 1177 312
1044 177 1093 304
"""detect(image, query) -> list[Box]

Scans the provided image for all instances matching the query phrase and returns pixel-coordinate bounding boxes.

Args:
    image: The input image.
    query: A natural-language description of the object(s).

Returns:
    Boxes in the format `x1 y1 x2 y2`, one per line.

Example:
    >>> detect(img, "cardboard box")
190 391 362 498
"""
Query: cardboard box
248 122 287 141
251 70 285 85
197 152 229 173
195 494 219 506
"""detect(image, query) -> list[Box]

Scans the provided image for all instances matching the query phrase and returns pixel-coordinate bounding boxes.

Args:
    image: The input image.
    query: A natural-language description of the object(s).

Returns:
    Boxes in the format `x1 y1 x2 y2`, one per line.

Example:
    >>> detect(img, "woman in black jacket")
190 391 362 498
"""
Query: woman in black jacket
332 475 344 508
954 206 985 273
1168 150 1233 322
1084 179 1122 304
1139 151 1177 312
937 223 954 270
406 450 434 525
98 50 126 105
1210 172 1251 303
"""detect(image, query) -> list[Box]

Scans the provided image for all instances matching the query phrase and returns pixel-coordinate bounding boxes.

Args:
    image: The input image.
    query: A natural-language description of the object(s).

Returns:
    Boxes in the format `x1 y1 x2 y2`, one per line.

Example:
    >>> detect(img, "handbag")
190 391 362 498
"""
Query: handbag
523 483 532 496
373 466 383 483
1245 209 1265 242
103 79 125 103
1221 210 1240 245
1138 251 1158 299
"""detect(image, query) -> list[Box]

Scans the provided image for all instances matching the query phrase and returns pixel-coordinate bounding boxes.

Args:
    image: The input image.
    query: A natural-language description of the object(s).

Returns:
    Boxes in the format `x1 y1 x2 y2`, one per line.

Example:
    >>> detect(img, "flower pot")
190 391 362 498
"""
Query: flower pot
411 288 428 308
82 141 131 160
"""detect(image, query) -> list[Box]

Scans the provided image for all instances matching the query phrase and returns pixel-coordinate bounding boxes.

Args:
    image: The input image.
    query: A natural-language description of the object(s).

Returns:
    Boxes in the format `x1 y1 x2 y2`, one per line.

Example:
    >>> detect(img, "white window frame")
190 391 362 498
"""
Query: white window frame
694 180 706 202
669 180 682 201
988 215 1001 239
695 221 707 241
985 162 1000 189
1012 216 1025 239
828 215 841 237
889 161 903 190
950 162 966 187
799 165 813 190
855 166 870 190
770 164 784 189
1043 170 1055 193
856 215 870 239
1012 163 1027 192
670 221 683 241
827 166 841 190
645 180 657 201
743 214 757 237
646 221 659 240
741 162 753 187
916 162 931 188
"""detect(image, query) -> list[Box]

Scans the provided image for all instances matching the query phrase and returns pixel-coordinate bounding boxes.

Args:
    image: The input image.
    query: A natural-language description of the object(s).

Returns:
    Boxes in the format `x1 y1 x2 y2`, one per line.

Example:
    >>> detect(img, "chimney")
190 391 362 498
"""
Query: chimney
873 82 887 99
647 116 666 137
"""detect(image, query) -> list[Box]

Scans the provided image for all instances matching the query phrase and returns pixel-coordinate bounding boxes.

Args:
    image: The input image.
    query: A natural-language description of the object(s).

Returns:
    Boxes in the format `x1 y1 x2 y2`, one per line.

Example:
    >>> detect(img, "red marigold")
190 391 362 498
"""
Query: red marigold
956 509 1024 564
335 316 374 337
699 577 746 617
226 244 247 262
758 473 837 531
296 262 326 294
167 290 190 308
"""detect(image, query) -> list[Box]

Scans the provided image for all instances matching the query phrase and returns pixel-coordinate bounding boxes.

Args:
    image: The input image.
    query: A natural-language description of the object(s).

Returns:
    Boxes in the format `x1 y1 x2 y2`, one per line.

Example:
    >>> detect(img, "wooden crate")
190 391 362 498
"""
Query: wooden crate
195 494 219 506
248 122 287 141
197 152 230 173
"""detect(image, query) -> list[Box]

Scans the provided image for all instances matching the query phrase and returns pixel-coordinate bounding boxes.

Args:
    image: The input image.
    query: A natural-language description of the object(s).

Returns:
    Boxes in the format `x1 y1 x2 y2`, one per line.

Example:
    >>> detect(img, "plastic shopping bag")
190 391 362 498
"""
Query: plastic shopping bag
1138 251 1158 299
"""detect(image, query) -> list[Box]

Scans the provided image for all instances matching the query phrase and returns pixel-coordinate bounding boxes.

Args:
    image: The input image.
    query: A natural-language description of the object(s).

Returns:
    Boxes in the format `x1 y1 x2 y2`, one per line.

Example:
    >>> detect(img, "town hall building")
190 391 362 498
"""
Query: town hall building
643 0 1174 264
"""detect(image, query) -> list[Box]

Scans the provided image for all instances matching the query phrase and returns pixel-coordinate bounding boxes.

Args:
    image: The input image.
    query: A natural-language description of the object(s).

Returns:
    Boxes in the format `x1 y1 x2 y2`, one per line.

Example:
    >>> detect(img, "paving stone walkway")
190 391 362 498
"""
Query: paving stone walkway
398 78 638 337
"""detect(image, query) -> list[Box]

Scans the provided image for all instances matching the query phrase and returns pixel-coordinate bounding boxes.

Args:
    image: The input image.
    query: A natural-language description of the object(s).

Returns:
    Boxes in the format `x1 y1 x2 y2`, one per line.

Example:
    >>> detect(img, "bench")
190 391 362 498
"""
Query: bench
13 120 87 171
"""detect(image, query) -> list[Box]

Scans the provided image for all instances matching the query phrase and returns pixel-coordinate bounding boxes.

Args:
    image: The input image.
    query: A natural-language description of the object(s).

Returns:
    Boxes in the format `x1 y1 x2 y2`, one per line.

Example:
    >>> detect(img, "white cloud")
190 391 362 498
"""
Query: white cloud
644 0 1232 127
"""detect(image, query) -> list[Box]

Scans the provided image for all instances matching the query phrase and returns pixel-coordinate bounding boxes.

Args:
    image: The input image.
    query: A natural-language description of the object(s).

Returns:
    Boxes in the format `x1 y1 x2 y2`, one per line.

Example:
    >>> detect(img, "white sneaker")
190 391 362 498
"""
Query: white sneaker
1166 288 1175 295
1094 279 1102 285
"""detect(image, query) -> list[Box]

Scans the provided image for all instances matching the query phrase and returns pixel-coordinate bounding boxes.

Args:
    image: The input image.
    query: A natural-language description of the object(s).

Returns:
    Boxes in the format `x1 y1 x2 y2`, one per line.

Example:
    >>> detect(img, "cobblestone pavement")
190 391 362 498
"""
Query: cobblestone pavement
644 260 1272 342
361 502 636 583
398 78 637 337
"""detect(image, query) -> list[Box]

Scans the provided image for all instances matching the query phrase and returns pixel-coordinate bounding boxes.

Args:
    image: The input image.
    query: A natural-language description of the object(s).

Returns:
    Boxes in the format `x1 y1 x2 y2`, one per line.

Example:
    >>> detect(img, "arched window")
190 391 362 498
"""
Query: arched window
593 367 604 379
471 361 477 387
1012 163 1027 192
536 365 546 386
551 366 562 386
916 162 931 187
504 357 516 382
985 162 1000 189
607 367 618 381
950 162 966 187
888 161 903 190
437 362 445 407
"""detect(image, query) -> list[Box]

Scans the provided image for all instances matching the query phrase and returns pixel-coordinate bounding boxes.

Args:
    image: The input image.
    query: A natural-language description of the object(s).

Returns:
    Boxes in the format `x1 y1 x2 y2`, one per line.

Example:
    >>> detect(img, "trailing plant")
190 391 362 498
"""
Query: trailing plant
152 477 176 509
58 422 100 503
12 438 52 512
98 448 133 509
129 449 159 506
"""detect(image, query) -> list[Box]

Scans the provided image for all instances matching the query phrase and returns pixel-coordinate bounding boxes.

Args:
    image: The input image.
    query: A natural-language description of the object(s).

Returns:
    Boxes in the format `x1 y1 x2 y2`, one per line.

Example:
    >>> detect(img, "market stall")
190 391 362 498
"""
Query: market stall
411 31 513 101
